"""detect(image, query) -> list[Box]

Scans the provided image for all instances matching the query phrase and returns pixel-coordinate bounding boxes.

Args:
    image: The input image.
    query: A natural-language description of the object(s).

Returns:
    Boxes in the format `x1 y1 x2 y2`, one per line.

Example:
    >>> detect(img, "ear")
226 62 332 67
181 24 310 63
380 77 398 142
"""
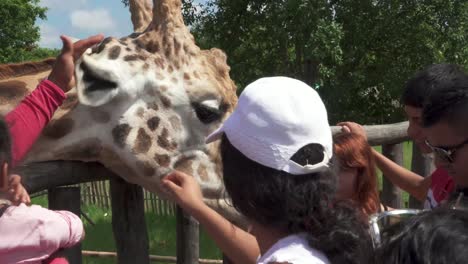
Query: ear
75 57 120 107
0 162 8 191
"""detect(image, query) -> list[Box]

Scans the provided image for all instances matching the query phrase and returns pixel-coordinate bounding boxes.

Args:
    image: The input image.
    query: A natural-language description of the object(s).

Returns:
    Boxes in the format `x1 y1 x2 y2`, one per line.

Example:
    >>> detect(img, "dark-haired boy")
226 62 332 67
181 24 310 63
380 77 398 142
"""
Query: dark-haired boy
423 74 468 191
341 64 467 208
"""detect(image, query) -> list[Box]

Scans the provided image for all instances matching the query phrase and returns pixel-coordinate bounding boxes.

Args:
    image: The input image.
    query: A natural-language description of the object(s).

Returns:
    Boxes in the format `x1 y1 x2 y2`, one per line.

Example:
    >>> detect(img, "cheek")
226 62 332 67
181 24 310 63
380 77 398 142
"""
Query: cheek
337 170 358 198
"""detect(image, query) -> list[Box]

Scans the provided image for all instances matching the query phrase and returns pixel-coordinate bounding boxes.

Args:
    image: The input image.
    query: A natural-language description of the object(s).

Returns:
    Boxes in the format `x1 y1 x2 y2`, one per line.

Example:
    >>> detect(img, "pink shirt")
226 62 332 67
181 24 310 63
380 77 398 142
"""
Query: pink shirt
0 204 84 264
5 80 66 166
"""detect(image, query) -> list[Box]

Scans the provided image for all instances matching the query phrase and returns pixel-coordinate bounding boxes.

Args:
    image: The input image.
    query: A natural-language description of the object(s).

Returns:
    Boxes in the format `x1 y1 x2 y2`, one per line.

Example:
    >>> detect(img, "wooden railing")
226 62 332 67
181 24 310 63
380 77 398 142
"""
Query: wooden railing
15 121 430 264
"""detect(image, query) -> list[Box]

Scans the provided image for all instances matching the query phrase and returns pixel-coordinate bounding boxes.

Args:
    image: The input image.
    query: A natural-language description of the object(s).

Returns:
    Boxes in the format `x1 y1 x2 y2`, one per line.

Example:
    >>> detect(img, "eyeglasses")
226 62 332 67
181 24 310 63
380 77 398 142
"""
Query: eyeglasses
368 209 424 248
369 193 468 248
425 138 468 163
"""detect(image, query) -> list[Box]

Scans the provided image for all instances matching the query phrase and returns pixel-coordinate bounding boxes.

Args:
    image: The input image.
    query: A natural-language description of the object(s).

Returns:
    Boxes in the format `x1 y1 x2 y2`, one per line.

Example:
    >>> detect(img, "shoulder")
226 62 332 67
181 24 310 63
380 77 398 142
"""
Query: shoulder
258 234 329 264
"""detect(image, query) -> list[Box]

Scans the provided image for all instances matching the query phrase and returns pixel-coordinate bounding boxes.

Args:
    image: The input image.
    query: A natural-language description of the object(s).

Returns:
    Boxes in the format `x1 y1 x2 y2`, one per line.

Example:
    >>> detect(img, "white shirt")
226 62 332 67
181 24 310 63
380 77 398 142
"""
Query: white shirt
257 233 330 264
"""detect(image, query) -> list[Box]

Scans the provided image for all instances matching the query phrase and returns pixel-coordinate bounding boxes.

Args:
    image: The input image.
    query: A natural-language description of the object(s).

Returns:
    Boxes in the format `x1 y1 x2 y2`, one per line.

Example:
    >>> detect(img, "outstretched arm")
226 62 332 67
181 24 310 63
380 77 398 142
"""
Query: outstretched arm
5 34 104 166
162 171 259 264
338 121 430 201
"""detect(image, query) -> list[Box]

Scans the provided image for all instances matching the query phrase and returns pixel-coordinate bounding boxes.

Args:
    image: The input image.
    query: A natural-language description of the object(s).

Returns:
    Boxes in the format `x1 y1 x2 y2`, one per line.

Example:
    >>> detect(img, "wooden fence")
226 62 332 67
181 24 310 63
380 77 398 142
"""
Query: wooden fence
15 121 429 264
81 181 176 216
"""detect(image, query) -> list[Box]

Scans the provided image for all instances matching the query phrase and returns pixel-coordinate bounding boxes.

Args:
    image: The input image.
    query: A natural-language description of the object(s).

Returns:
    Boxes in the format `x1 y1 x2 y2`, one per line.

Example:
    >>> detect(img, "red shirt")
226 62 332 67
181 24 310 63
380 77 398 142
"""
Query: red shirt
4 80 66 166
424 167 455 209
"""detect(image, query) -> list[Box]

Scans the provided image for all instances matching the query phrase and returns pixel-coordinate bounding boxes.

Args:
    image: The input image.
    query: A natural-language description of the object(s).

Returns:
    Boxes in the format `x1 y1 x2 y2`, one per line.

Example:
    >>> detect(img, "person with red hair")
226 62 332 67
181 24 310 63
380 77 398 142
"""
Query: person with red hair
334 132 383 217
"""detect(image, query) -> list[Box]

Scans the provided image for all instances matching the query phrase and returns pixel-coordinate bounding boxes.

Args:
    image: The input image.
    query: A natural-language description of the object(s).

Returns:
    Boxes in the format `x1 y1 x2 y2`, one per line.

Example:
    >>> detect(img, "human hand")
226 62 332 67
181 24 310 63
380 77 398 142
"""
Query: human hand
7 174 31 206
337 121 368 141
162 171 206 214
48 34 104 93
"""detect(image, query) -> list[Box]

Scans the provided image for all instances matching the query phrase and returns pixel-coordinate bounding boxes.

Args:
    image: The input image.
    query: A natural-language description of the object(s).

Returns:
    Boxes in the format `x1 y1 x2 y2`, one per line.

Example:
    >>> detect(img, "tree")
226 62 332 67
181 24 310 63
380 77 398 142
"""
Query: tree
190 0 468 124
0 0 47 63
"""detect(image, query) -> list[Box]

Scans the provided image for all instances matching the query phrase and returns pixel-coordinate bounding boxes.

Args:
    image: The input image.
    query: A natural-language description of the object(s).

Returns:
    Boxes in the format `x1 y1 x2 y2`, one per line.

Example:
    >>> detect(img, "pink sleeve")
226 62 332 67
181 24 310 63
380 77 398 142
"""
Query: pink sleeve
4 80 66 166
43 210 85 249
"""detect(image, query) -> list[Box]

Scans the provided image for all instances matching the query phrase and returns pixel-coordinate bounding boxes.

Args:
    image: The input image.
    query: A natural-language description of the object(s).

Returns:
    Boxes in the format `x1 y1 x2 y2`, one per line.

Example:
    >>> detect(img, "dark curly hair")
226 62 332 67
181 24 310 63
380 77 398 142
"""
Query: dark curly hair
378 207 468 264
401 64 466 108
422 75 468 130
220 135 374 264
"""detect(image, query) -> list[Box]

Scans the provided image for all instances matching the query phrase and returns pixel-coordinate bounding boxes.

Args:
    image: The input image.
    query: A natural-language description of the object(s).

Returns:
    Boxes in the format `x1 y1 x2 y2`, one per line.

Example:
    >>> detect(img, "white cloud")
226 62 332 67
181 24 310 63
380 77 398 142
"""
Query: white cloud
38 23 61 49
40 0 88 10
70 9 116 31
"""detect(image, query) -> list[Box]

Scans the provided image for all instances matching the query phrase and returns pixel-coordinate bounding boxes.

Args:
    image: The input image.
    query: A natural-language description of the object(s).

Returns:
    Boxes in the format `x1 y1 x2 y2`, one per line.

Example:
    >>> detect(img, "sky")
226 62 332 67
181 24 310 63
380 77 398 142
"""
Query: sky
37 0 206 49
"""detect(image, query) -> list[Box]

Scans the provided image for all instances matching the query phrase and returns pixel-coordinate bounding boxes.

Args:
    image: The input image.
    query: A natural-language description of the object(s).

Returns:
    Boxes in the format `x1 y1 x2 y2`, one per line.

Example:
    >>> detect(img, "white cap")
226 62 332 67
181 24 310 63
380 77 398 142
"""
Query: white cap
206 77 333 175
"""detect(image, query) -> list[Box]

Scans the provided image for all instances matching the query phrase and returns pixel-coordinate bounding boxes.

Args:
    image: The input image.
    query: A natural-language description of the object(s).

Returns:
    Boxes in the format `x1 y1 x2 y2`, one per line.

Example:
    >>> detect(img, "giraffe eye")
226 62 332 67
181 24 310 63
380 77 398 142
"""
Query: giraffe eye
192 102 223 124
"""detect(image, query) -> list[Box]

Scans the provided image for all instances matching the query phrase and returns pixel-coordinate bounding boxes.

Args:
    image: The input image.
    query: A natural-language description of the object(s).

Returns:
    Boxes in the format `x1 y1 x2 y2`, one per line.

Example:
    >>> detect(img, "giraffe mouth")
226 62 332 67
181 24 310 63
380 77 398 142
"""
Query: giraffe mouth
80 62 118 94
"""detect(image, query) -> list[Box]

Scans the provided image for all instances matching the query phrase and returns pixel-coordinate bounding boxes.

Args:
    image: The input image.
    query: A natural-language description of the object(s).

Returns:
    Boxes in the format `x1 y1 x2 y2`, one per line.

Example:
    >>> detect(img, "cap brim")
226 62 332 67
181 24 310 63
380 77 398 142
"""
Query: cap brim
205 125 225 143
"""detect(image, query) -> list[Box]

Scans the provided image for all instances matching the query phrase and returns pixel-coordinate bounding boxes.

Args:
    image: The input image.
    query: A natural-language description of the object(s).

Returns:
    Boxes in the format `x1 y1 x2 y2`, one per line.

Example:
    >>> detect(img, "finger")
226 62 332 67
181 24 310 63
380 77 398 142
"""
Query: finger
161 179 182 196
0 163 8 191
73 34 105 59
341 125 351 133
8 174 21 186
60 35 74 57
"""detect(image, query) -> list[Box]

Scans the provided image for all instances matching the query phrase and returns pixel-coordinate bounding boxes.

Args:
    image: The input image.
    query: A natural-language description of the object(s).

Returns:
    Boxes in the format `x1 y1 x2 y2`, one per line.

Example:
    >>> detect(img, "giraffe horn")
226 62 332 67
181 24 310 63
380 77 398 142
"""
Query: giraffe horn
129 0 153 33
151 0 185 28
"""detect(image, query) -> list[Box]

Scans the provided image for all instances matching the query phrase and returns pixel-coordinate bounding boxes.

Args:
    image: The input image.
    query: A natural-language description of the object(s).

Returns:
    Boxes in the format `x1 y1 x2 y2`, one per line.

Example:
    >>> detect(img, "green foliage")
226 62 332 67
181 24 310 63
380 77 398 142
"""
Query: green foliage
0 0 48 63
190 0 468 124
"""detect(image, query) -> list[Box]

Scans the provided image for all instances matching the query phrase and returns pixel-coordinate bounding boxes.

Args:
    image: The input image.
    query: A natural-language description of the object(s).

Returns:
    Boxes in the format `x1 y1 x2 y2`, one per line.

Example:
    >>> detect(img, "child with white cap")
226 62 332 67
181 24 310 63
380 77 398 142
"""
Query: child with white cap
163 77 372 264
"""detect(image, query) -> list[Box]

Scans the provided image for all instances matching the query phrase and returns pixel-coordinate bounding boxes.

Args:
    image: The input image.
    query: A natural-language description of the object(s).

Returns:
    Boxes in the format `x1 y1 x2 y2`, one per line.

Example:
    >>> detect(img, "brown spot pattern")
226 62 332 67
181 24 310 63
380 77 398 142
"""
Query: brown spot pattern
168 65 174 73
133 128 152 154
154 57 165 69
124 54 147 61
147 116 160 131
160 95 172 108
171 77 178 84
197 165 209 181
0 81 28 103
154 154 170 167
42 118 74 139
174 156 193 175
183 73 191 80
108 46 121 60
157 128 174 150
112 123 131 148
147 102 159 112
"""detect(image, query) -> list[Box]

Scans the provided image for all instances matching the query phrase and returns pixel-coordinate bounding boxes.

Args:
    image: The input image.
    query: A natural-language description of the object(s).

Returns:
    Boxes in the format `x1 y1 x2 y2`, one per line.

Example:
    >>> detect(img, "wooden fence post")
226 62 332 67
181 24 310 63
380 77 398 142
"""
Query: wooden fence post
48 187 82 264
381 143 404 208
110 176 150 264
410 143 435 208
176 206 199 264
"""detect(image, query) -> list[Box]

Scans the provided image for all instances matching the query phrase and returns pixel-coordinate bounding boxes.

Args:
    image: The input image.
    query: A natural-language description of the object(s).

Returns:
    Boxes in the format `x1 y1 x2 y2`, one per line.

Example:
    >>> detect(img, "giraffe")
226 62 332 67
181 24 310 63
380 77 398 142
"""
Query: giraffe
0 0 239 215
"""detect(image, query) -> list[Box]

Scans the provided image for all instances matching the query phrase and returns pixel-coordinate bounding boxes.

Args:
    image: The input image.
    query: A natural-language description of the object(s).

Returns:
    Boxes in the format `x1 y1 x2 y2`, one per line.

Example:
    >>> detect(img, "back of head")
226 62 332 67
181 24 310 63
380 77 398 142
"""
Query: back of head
209 77 373 264
401 64 467 108
378 207 468 264
333 132 380 216
422 74 468 129
0 116 11 166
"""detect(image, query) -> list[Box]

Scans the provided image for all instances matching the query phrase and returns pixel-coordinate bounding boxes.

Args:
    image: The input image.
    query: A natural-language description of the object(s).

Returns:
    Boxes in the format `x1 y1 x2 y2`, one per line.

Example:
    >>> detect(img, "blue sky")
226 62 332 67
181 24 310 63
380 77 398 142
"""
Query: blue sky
37 0 206 49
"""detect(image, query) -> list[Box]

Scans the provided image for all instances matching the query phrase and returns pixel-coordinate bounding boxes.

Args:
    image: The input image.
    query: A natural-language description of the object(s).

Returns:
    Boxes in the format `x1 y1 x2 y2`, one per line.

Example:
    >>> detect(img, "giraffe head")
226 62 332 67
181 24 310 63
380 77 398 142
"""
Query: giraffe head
23 0 237 198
